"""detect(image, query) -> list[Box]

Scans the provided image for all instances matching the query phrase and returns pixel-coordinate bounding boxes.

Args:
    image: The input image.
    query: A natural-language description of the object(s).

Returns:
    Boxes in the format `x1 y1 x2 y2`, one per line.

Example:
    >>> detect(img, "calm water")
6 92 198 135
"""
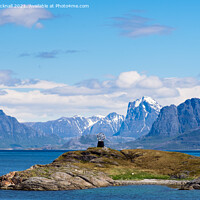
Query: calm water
0 150 200 200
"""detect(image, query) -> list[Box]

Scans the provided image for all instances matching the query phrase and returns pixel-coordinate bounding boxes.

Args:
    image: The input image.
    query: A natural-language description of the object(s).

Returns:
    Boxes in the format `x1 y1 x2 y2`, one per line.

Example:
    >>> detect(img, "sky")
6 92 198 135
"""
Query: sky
0 0 200 122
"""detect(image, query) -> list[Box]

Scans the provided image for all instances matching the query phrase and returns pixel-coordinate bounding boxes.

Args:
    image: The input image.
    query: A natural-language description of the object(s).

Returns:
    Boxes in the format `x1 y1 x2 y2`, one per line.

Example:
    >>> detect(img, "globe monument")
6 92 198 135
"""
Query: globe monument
97 132 105 147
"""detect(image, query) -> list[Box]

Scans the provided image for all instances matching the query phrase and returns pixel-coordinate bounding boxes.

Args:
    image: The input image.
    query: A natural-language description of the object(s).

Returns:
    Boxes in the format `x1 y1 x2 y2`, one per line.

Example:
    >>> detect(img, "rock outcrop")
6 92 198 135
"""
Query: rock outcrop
181 177 200 190
0 158 113 191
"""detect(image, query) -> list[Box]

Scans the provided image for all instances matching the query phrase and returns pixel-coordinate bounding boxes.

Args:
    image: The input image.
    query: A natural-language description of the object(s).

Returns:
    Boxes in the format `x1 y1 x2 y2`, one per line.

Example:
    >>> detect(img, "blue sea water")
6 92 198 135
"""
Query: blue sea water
0 150 200 200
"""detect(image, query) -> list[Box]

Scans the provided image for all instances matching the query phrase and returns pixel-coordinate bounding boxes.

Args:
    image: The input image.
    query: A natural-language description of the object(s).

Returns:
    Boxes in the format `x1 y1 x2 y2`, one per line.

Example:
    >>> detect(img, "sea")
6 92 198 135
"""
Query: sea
0 150 200 200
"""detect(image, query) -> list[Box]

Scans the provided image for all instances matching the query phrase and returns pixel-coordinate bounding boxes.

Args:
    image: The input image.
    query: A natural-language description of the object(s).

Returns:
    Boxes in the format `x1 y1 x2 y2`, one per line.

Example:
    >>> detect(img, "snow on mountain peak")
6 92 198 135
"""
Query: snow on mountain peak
86 119 98 127
72 115 83 118
131 96 162 112
134 98 142 108
118 97 162 138
142 96 156 104
93 115 105 119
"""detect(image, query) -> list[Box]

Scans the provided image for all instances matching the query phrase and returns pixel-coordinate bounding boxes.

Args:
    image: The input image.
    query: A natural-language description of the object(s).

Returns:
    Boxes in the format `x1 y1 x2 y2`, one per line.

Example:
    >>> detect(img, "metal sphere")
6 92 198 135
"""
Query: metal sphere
97 132 106 141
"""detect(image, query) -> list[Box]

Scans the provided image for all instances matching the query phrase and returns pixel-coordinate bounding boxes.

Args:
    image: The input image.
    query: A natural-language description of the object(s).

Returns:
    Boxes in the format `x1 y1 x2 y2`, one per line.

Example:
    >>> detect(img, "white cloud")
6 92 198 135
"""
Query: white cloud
138 76 163 89
0 6 53 28
0 70 200 122
116 71 145 88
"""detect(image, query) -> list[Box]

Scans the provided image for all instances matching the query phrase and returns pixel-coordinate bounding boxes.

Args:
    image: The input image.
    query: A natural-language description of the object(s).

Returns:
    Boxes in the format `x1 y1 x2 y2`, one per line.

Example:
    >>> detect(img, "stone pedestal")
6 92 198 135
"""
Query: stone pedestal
97 141 104 147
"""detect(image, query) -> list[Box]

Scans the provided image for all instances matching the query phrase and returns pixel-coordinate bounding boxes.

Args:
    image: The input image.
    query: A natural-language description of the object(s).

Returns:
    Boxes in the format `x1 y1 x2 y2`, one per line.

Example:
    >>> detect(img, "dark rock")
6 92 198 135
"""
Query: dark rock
181 177 200 190
170 173 188 179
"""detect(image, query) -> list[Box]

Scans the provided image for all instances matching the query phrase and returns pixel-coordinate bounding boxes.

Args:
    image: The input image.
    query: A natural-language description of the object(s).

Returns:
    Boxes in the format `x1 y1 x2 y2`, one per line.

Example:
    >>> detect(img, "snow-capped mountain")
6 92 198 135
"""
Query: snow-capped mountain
83 112 124 136
24 113 124 138
24 115 104 138
115 96 162 138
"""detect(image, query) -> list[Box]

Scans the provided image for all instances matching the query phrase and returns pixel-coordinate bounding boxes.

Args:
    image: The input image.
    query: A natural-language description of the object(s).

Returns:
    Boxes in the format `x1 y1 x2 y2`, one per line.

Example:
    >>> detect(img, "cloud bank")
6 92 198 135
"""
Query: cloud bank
0 70 199 122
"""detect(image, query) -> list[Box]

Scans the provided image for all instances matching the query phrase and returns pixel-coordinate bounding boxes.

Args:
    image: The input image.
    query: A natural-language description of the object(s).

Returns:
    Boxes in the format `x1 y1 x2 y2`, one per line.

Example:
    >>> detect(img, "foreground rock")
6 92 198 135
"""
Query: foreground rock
1 147 200 191
180 177 200 190
0 165 113 190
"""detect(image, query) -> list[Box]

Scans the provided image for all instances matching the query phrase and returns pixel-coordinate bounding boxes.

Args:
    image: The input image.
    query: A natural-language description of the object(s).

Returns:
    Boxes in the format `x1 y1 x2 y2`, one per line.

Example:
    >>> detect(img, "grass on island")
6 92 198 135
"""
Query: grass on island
110 170 169 180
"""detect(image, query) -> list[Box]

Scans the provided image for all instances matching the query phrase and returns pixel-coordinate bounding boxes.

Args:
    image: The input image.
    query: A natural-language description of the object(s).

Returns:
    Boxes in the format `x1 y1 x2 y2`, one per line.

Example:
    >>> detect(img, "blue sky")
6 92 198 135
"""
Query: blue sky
0 0 200 121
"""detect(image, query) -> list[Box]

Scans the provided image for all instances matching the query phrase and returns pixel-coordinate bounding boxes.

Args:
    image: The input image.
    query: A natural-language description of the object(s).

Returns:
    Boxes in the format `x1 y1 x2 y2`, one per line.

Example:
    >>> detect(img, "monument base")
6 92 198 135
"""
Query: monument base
97 141 104 148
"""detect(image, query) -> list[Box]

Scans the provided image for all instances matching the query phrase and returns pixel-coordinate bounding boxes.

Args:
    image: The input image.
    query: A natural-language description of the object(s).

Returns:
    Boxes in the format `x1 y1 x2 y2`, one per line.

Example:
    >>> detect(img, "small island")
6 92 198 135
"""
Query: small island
1 147 200 191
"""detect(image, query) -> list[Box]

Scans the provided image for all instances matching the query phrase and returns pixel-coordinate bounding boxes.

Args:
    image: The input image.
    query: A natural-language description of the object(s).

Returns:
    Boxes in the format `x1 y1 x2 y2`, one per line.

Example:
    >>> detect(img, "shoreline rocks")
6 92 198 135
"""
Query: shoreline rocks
180 177 200 190
0 168 114 191
114 179 189 187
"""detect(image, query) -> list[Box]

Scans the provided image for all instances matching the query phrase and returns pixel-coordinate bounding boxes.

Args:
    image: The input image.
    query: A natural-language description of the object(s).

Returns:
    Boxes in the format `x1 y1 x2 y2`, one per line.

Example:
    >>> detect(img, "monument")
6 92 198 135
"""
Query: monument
97 132 105 147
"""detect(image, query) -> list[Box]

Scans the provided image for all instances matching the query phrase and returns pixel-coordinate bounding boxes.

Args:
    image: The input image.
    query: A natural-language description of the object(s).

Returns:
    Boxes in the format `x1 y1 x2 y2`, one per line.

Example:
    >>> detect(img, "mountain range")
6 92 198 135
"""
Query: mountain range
24 97 160 140
24 112 124 138
0 96 159 149
1 97 200 150
24 115 103 138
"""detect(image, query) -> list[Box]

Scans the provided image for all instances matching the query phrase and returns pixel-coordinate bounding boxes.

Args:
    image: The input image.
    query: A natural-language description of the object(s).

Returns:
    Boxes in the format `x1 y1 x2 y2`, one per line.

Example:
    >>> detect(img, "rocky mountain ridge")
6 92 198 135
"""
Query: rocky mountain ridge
83 112 124 136
24 112 124 138
0 110 59 149
147 98 200 137
122 98 200 150
115 96 162 138
24 115 103 138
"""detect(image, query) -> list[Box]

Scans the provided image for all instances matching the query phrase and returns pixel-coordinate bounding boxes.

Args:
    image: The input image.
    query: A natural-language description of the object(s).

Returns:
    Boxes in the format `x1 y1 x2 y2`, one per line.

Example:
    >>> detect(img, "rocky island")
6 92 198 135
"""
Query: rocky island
1 147 200 191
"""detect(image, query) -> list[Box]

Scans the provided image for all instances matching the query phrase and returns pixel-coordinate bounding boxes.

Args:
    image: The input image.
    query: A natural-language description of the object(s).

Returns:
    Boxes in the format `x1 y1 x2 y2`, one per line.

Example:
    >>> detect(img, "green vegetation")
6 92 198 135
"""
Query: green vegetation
110 170 169 180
